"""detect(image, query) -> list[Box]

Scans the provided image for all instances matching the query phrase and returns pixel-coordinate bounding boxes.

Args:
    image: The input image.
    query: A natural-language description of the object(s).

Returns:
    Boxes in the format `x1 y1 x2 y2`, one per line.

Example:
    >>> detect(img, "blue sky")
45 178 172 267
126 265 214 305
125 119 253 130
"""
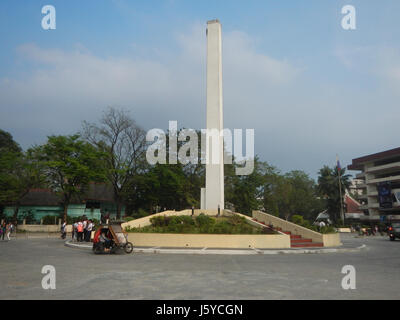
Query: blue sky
1 0 400 179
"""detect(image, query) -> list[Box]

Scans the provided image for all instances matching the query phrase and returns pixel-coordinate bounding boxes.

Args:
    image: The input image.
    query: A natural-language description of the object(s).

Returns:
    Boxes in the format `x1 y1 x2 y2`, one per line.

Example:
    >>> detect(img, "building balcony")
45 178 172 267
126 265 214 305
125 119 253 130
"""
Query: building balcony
356 172 366 179
368 174 400 185
379 203 400 212
366 161 400 174
368 203 380 209
359 201 400 211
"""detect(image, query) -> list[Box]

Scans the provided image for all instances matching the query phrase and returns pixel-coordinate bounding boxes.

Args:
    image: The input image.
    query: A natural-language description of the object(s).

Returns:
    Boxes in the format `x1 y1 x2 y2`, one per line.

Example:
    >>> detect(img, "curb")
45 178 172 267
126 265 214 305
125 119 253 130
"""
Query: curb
64 240 367 255
65 240 93 249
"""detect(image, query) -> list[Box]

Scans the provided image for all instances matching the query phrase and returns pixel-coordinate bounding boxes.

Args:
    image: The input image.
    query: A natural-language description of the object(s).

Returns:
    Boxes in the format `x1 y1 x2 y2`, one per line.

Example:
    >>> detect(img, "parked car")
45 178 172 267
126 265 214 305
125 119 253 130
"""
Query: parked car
388 223 400 241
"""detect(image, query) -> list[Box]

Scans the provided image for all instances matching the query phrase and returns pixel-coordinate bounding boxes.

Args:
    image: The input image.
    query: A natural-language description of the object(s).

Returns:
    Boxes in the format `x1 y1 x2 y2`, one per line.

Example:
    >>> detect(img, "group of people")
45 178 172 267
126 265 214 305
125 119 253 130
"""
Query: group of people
351 224 382 236
0 221 14 241
70 217 95 242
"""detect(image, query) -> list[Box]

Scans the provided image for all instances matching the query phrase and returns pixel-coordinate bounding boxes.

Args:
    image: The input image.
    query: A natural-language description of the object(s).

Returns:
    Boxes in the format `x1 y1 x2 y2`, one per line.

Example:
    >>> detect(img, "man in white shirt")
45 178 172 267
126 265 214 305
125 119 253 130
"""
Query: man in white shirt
83 219 88 242
85 220 94 242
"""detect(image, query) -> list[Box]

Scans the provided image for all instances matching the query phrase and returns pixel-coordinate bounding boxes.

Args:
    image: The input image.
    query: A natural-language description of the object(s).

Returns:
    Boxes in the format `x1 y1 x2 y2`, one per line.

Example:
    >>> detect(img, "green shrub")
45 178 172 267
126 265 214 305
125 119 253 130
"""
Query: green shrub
128 214 265 234
301 220 311 229
195 213 213 226
175 215 195 225
236 223 255 234
132 208 149 219
261 226 275 234
291 215 304 225
123 216 134 222
290 215 337 233
228 214 246 226
320 226 336 234
166 216 195 233
211 220 232 234
150 216 169 227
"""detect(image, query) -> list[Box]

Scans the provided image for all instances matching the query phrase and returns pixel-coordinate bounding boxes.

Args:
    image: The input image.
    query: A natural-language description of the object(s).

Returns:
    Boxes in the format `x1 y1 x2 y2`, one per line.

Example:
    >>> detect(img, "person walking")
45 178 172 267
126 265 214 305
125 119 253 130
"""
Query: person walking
9 222 14 240
6 223 11 241
77 220 84 242
61 221 67 239
72 221 78 242
85 220 93 242
83 218 88 242
1 222 6 241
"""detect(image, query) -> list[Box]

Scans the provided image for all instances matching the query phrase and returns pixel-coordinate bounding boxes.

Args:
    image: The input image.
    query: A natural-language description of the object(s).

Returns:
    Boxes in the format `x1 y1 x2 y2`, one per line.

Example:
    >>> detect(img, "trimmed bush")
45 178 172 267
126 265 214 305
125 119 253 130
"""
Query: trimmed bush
291 215 304 225
291 214 336 234
320 225 336 234
127 214 270 235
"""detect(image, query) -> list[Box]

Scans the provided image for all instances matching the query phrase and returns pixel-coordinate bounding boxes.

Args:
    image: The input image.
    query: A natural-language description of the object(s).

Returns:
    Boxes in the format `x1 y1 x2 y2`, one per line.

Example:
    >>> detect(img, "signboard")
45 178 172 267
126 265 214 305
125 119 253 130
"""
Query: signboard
378 182 393 209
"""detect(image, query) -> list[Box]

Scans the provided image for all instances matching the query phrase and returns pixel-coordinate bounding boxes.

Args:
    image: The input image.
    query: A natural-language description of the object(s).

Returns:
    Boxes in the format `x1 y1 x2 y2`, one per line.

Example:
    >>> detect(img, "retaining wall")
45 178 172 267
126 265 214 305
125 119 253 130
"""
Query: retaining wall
122 209 290 248
127 233 290 249
252 210 342 247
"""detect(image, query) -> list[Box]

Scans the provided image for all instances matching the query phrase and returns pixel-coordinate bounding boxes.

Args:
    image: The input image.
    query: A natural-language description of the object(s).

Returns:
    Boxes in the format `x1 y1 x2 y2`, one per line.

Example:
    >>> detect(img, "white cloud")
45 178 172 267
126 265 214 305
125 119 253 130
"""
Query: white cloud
7 24 398 177
224 31 300 86
0 25 300 147
334 45 400 90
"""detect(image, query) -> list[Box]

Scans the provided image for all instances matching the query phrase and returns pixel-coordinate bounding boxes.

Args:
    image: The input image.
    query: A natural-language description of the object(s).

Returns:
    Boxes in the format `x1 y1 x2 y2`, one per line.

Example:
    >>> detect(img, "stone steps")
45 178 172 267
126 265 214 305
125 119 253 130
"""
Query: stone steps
252 218 324 248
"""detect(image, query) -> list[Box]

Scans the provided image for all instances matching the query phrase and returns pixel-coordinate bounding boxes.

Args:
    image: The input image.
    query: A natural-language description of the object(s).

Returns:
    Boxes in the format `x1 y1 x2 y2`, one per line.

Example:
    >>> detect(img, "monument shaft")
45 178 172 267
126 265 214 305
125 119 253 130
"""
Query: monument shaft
205 20 224 210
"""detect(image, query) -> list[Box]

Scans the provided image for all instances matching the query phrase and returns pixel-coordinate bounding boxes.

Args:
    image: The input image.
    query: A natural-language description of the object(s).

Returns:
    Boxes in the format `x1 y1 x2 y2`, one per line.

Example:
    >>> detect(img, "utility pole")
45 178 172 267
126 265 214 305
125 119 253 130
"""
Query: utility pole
337 155 345 225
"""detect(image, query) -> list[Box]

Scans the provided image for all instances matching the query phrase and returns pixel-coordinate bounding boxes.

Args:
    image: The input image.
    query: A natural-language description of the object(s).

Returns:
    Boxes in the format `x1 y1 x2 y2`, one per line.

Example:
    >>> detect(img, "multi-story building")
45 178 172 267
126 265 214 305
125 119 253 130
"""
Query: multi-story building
348 147 400 222
348 178 364 197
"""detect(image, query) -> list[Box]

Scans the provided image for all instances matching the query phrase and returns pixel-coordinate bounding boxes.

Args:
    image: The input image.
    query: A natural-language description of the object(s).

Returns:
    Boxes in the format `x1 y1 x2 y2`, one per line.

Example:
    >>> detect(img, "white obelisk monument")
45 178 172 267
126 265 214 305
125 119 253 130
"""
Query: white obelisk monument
202 19 224 210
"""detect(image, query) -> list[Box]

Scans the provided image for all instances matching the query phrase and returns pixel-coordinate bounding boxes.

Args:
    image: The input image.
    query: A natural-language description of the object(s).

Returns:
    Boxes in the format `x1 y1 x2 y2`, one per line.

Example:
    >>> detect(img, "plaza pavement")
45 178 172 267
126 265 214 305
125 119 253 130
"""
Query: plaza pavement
1 233 399 299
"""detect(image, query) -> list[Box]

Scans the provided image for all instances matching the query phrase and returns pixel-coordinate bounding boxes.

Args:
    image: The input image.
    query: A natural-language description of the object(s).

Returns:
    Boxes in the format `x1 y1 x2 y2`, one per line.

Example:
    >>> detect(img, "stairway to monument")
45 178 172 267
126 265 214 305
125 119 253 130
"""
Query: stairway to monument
275 227 324 248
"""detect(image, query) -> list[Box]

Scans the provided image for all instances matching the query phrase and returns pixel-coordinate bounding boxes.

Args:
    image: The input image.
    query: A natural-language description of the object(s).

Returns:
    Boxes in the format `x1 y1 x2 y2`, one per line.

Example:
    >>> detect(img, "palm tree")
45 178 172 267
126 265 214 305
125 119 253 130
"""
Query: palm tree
317 165 351 223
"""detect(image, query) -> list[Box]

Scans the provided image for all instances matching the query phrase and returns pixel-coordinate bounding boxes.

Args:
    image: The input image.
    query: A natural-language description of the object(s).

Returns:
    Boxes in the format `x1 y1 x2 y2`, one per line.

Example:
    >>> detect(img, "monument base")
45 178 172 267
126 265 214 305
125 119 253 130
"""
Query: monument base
200 188 206 210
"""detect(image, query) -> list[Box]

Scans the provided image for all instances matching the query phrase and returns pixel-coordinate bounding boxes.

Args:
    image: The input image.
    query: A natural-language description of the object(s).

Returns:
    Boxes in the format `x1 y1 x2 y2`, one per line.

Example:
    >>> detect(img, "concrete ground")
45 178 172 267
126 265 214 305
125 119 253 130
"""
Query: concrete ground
1 233 399 300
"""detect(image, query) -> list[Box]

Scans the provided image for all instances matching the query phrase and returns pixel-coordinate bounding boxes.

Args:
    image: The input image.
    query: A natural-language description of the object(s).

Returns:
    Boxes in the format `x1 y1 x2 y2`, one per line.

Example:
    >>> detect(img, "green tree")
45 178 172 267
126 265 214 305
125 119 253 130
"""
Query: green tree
261 165 281 216
2 150 46 221
83 107 147 218
0 130 45 221
0 129 21 153
317 165 351 223
0 141 20 216
273 175 296 220
284 170 323 221
261 168 323 221
35 134 106 221
225 157 267 215
124 129 205 215
143 163 192 211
